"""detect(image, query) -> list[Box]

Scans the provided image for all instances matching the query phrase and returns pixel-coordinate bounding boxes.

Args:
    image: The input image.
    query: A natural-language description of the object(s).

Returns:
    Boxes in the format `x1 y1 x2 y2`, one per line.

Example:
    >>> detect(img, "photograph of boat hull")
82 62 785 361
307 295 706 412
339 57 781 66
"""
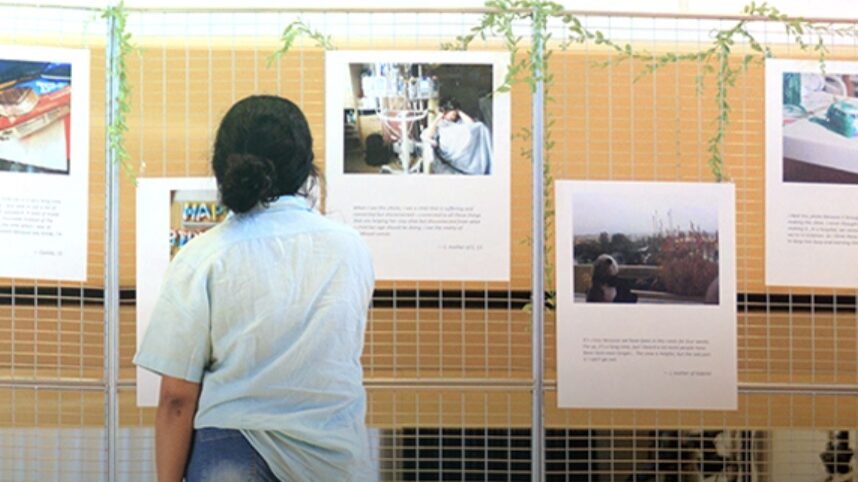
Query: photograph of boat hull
0 59 73 175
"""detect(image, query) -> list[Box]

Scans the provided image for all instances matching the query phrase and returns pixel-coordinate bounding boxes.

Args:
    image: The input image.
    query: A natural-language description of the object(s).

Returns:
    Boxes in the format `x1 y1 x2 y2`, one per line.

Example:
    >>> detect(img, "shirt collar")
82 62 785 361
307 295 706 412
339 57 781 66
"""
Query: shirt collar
264 195 310 212
233 195 311 217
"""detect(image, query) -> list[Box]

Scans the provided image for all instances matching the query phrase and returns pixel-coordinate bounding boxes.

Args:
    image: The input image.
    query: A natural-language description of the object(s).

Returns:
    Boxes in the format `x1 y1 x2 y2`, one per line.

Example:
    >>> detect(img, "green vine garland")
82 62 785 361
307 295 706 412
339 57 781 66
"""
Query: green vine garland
566 2 858 181
270 3 853 310
442 0 560 94
446 0 854 182
102 1 136 182
442 0 855 310
269 19 336 67
439 2 561 312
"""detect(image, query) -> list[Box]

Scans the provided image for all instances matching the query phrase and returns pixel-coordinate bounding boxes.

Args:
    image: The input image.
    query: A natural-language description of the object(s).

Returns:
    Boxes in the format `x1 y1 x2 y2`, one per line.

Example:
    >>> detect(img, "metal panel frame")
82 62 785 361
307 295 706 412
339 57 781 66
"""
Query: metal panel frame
104 6 121 481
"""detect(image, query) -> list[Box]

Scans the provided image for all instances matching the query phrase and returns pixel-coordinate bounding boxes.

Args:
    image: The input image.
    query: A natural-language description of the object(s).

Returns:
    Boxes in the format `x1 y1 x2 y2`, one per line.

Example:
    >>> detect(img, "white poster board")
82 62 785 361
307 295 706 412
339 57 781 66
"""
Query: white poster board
136 177 223 407
0 45 90 281
325 50 510 281
766 59 858 288
555 180 737 410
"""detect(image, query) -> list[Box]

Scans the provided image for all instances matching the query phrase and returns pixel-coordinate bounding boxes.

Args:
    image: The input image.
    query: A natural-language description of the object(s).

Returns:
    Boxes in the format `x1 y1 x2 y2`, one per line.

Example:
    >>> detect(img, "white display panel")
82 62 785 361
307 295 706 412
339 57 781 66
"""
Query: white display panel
325 50 510 281
0 45 90 281
555 180 737 410
136 177 223 407
765 59 858 288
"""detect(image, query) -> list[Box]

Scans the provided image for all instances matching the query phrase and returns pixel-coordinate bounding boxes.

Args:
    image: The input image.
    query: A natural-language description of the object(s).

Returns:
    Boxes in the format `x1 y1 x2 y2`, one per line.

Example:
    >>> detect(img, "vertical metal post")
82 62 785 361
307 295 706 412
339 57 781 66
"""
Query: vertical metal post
104 7 121 482
531 9 546 482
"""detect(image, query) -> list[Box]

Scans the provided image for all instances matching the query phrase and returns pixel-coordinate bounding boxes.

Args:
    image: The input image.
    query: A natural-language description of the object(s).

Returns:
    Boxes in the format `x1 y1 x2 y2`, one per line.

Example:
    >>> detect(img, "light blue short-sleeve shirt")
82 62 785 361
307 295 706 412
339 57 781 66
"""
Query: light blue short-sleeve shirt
133 196 375 482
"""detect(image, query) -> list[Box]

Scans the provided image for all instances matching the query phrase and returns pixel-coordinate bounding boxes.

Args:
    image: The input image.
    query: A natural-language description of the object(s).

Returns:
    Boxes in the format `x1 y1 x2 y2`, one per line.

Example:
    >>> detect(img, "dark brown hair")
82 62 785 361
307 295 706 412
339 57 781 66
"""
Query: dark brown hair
212 95 318 213
438 97 461 113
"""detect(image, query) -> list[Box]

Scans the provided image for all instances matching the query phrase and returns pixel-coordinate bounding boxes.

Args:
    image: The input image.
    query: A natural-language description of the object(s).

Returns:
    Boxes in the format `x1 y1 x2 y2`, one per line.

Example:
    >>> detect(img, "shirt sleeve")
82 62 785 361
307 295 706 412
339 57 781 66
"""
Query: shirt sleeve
133 259 212 383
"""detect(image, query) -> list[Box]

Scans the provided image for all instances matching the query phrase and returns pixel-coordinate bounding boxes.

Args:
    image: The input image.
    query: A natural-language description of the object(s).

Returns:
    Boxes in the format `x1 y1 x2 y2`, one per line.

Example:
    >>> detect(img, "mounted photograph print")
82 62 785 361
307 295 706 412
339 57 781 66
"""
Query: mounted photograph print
555 180 737 410
325 50 510 281
766 59 858 288
572 189 720 305
136 177 223 407
0 45 89 280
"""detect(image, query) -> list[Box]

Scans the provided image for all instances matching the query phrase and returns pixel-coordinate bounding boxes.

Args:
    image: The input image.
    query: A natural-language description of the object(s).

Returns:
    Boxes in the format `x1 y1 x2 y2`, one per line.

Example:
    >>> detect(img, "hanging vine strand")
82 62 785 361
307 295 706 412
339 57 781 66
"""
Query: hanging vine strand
442 0 561 94
570 2 858 181
270 18 336 67
102 1 137 182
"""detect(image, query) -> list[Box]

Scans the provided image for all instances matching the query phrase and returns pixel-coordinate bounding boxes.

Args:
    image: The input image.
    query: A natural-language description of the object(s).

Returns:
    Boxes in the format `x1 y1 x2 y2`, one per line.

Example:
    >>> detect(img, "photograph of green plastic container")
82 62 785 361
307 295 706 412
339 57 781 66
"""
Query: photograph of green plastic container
782 71 858 184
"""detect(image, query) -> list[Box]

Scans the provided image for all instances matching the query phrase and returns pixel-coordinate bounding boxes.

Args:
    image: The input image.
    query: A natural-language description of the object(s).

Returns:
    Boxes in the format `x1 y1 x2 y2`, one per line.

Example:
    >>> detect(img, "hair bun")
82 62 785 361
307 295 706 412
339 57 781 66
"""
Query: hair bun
219 153 275 213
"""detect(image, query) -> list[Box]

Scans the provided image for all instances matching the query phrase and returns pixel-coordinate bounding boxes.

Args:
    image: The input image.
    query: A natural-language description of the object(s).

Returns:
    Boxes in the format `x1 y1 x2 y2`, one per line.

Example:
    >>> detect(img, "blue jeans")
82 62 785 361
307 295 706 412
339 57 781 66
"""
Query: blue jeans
185 427 279 482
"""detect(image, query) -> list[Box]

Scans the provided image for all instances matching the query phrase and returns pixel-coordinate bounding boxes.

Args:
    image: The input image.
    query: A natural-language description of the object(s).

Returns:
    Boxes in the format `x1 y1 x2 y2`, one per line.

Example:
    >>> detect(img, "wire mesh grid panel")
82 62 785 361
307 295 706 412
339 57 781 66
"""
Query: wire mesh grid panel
0 387 106 481
544 391 858 481
0 3 856 482
367 389 533 481
0 4 108 482
116 9 535 481
0 5 108 382
544 12 858 481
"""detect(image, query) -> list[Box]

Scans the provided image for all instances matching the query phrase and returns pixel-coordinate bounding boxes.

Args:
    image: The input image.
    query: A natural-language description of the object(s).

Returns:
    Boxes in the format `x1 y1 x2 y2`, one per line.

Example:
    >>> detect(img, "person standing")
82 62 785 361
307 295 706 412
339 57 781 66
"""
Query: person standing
134 95 376 482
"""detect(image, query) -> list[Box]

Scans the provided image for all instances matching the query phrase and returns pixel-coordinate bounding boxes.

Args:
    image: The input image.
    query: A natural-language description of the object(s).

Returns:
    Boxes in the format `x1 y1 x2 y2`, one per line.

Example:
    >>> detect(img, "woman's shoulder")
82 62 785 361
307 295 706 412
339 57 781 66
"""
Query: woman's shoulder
303 210 361 238
315 216 371 252
168 219 235 270
310 216 373 261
